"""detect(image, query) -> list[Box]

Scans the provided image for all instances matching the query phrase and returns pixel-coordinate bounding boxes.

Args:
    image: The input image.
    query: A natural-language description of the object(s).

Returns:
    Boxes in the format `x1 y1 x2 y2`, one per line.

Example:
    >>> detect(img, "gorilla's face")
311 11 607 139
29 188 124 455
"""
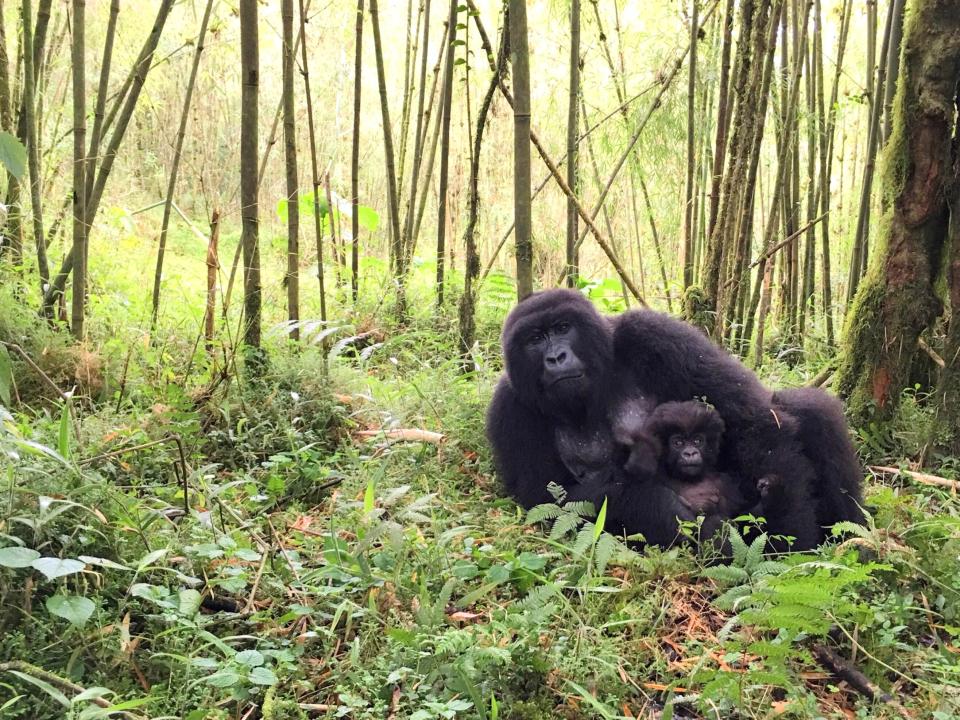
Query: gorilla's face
501 289 614 418
666 432 707 479
523 320 586 388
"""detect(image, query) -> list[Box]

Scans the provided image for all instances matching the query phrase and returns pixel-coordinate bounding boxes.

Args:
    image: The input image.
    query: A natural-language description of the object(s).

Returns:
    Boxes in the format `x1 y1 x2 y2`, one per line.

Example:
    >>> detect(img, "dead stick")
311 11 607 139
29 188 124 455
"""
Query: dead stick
812 644 893 703
0 660 146 717
0 341 82 442
748 213 828 269
870 465 960 491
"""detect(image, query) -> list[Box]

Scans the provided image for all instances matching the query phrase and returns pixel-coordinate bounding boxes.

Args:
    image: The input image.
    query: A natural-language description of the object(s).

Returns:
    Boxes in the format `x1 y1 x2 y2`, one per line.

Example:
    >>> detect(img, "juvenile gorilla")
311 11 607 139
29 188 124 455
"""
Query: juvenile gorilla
630 401 746 517
487 288 863 550
631 401 821 549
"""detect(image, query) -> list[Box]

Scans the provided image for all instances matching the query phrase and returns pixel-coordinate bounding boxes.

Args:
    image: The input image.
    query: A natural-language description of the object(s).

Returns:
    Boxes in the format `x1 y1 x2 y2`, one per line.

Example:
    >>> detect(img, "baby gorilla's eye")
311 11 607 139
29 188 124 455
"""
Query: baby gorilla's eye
527 330 546 346
552 321 571 333
671 437 684 448
693 435 704 446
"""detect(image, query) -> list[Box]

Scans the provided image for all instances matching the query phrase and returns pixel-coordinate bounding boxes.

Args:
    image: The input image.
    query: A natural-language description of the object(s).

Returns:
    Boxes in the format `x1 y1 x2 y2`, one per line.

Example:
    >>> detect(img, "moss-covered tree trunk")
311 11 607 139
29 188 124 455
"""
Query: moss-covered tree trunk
930 174 960 454
835 0 960 425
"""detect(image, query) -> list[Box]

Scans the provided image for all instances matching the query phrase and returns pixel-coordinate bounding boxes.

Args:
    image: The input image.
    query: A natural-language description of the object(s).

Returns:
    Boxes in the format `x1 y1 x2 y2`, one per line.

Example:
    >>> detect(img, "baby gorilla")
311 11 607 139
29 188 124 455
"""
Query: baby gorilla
627 401 746 517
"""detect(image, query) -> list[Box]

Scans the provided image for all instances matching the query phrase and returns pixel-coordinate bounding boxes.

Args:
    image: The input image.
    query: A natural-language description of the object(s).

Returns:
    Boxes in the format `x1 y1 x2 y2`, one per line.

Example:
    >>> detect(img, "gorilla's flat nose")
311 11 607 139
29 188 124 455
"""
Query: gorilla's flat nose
546 349 569 367
681 448 698 460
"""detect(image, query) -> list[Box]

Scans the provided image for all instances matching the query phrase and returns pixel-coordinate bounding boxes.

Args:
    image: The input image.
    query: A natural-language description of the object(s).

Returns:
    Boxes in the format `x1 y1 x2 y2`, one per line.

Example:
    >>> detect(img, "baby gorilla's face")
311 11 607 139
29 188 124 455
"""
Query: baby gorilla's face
666 432 707 479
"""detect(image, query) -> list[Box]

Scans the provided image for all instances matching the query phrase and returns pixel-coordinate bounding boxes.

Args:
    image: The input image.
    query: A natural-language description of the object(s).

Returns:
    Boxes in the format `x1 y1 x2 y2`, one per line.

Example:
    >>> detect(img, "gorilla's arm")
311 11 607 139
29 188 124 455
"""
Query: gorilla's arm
614 311 799 475
565 479 701 548
773 387 865 526
754 472 821 551
486 379 576 507
614 310 772 421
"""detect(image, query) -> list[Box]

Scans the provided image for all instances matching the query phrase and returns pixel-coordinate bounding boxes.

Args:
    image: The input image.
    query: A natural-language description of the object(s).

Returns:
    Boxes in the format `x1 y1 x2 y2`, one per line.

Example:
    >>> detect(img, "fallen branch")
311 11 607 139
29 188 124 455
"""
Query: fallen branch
812 644 893 704
355 428 445 444
870 465 960 491
805 358 836 388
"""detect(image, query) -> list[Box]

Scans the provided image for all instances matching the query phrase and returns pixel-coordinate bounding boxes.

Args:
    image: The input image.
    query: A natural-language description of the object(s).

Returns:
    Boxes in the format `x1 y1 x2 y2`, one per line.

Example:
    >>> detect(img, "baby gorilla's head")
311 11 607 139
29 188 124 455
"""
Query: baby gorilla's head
639 401 725 480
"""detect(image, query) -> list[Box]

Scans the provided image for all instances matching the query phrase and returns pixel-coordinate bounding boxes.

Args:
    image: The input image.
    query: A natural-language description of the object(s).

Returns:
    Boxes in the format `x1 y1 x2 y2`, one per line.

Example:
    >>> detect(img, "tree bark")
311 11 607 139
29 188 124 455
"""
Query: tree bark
369 0 405 314
22 0 49 294
509 0 532 300
435 0 457 308
204 210 220 353
846 0 896 306
299 0 327 323
239 0 262 353
282 0 300 340
350 0 364 303
565 0 580 287
459 18 505 369
836 0 960 424
682 0 698 290
71 0 86 339
44 0 175 311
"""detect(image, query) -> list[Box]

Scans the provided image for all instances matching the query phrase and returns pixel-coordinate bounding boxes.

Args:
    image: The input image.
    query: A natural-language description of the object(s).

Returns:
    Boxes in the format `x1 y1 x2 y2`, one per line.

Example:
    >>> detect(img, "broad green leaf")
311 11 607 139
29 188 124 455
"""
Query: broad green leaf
204 670 241 688
0 546 40 568
178 589 202 616
46 594 95 628
137 548 169 571
72 686 111 702
32 557 86 580
356 204 379 231
235 649 264 667
0 344 12 406
248 666 278 686
8 437 71 467
78 555 130 571
0 131 26 179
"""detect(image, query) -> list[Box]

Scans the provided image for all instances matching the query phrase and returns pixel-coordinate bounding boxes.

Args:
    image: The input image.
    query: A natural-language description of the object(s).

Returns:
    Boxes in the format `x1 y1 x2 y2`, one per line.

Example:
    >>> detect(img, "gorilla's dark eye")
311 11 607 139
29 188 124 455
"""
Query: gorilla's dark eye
693 434 704 447
671 436 683 448
527 330 546 346
553 321 572 334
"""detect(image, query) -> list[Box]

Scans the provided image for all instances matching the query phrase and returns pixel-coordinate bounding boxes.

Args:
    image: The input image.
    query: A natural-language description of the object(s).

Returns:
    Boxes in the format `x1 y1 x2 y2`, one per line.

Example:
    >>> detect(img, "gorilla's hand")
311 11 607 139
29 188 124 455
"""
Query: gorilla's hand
623 431 660 479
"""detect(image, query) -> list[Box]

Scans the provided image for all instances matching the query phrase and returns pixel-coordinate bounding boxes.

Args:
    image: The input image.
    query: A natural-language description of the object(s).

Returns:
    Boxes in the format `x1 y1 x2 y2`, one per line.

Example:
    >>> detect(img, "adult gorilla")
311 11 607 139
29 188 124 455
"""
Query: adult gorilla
486 289 864 549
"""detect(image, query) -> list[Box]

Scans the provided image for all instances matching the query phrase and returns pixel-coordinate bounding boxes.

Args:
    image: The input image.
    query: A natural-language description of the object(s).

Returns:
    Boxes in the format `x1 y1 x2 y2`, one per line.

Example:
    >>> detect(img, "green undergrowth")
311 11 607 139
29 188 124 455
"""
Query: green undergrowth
1 281 959 718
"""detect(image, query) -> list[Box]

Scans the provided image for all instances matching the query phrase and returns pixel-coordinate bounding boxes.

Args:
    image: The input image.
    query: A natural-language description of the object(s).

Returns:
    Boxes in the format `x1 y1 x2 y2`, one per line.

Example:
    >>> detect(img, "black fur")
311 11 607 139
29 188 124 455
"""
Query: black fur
487 289 864 551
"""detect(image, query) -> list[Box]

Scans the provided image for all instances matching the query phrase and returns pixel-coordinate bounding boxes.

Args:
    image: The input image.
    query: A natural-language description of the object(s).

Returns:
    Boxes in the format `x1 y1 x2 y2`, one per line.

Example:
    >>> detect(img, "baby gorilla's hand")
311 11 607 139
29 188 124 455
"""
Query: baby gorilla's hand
678 482 723 514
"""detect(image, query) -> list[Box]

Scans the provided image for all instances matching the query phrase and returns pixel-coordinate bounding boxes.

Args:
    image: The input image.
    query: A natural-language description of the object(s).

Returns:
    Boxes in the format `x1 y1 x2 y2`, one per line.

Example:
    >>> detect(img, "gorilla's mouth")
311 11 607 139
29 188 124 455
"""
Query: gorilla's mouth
549 372 584 386
677 462 703 476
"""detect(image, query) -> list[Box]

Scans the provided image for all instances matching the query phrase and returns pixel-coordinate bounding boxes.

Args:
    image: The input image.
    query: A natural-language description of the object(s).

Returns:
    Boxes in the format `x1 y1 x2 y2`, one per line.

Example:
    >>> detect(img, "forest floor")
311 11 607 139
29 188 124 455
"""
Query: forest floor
1 228 960 719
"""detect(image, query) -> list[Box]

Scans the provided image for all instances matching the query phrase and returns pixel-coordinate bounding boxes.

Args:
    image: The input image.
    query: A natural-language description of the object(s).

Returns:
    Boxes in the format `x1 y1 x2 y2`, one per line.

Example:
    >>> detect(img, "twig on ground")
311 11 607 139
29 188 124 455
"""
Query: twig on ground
812 643 893 704
870 465 960 491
